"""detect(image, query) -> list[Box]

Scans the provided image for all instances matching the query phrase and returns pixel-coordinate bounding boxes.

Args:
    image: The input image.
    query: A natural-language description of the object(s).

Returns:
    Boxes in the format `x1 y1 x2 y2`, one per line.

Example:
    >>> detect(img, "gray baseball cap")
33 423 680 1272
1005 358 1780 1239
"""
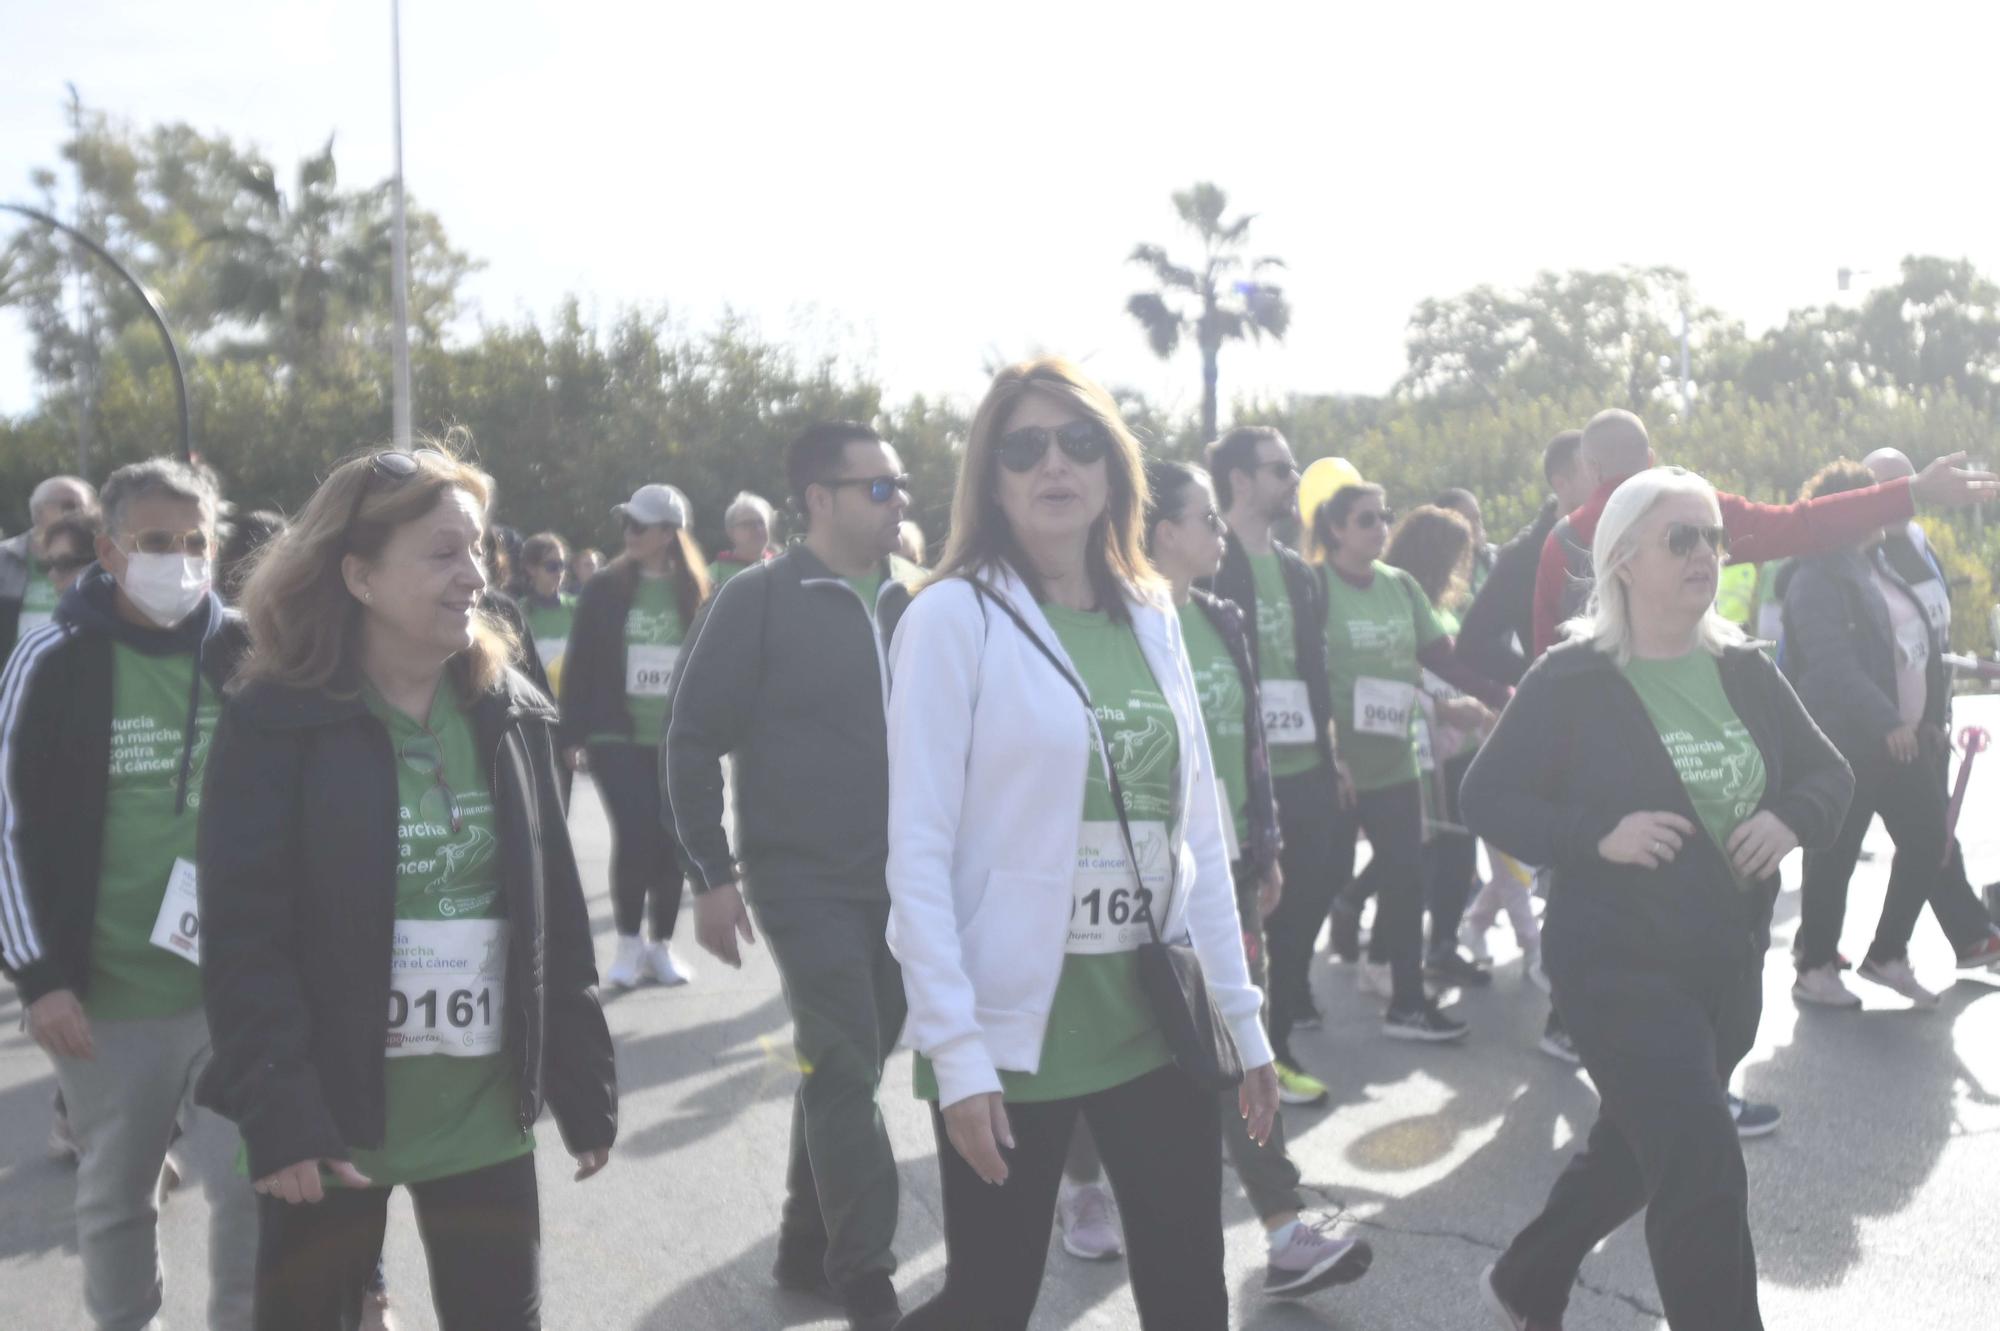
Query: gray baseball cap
614 484 691 529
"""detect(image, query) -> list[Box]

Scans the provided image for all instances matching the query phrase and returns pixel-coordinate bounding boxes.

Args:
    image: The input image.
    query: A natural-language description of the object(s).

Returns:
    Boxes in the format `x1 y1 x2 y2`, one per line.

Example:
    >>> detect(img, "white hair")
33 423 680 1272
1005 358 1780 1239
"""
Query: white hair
29 474 96 523
1563 466 1748 665
724 491 774 530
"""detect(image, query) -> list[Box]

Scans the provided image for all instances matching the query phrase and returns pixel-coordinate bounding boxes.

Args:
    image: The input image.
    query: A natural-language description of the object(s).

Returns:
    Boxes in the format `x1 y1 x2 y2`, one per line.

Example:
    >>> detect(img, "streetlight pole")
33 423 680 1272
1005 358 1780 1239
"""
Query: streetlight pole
388 0 414 448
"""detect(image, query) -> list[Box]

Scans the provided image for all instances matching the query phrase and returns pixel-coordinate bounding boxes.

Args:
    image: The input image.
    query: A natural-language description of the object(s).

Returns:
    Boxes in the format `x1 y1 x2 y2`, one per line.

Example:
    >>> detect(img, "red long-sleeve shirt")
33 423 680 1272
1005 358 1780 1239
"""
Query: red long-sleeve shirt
1529 475 1917 659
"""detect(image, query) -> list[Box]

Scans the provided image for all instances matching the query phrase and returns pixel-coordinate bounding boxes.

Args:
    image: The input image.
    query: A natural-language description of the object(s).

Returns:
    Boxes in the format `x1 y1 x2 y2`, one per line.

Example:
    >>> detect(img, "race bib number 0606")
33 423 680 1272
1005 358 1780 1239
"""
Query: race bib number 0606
1354 676 1417 739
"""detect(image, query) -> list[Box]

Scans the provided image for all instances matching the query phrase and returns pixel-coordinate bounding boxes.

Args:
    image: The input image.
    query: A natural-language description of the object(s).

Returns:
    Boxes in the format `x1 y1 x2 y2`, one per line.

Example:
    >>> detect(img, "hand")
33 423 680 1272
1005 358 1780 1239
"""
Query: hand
1257 862 1284 920
941 1091 1013 1185
1438 696 1493 731
28 989 93 1060
1597 811 1697 870
1333 759 1358 812
1238 1061 1279 1147
572 1147 611 1181
1886 724 1921 765
1727 811 1800 883
1908 451 2000 509
253 1158 372 1205
565 746 589 773
693 884 757 968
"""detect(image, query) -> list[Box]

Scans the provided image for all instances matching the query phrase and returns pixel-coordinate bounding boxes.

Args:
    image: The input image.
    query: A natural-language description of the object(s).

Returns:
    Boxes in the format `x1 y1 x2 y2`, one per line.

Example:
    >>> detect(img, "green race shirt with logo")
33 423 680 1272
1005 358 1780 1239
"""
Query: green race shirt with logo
1323 562 1447 793
17 567 60 638
521 594 575 694
604 575 684 746
916 605 1176 1103
1620 651 1768 877
1249 553 1322 777
352 685 533 1187
88 645 218 1019
1177 601 1250 851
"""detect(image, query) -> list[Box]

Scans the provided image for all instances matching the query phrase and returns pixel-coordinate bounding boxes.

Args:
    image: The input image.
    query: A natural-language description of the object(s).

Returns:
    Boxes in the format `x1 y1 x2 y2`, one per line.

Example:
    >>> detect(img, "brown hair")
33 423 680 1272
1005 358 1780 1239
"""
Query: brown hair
1385 504 1475 608
1801 458 1876 503
1309 482 1388 562
236 444 519 698
929 356 1162 617
604 525 711 626
521 531 569 572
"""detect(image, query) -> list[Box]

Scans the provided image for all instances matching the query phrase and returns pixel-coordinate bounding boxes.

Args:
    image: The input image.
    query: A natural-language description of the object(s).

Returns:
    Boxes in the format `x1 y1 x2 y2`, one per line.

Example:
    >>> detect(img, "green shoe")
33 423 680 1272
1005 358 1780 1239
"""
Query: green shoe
1274 1060 1330 1106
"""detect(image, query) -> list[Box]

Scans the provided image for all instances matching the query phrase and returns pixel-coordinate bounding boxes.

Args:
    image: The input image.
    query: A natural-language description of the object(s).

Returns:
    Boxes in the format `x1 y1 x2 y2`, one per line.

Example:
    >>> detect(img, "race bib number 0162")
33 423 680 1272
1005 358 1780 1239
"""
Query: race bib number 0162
1354 676 1418 739
386 919 508 1058
625 643 680 697
1261 678 1314 746
1068 821 1169 955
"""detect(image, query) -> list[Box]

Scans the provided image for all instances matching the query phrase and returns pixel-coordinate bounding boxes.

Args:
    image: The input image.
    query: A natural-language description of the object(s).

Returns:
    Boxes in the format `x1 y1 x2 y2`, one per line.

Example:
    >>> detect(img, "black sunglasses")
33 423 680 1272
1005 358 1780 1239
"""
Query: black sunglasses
996 421 1112 474
1665 522 1729 558
346 449 448 535
623 515 674 535
1354 508 1396 530
822 474 911 504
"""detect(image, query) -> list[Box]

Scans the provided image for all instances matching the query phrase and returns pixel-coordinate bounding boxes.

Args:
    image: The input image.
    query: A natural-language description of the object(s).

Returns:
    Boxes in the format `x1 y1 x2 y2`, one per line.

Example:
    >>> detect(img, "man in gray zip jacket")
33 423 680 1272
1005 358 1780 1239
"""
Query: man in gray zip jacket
663 421 917 1331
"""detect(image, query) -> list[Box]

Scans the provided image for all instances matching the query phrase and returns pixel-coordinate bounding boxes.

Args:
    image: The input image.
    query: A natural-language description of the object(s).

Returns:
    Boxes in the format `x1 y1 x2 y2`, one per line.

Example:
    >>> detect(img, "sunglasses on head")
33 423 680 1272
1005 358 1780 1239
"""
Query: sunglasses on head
397 731 463 835
1664 522 1729 558
1353 508 1395 530
346 449 449 535
995 420 1112 474
821 474 911 504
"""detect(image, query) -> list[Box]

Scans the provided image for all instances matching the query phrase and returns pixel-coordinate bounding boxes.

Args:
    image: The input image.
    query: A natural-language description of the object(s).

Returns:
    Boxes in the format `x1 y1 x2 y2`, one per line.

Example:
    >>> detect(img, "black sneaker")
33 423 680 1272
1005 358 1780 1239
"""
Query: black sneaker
772 1231 833 1300
1424 950 1493 988
840 1271 901 1331
1383 1002 1468 1042
1330 899 1362 963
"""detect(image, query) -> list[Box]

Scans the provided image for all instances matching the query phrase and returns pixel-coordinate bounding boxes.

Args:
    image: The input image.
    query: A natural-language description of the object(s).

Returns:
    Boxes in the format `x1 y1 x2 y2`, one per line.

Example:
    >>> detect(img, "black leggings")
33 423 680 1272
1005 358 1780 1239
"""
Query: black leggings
1422 750 1480 959
896 1063 1226 1331
1323 779 1428 1008
253 1153 540 1331
586 741 684 940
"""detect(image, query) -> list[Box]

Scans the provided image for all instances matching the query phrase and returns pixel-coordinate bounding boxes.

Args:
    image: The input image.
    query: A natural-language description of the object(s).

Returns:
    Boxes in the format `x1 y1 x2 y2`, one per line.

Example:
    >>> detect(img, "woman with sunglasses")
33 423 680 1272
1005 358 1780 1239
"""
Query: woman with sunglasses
559 484 711 989
1307 484 1509 1043
1465 467 1851 1331
887 358 1277 1330
518 533 576 696
195 446 616 1331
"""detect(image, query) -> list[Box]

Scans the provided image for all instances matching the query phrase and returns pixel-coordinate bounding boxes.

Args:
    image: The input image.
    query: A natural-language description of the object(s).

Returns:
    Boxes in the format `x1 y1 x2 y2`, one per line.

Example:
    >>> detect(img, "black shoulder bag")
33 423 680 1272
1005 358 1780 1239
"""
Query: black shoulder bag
969 580 1244 1091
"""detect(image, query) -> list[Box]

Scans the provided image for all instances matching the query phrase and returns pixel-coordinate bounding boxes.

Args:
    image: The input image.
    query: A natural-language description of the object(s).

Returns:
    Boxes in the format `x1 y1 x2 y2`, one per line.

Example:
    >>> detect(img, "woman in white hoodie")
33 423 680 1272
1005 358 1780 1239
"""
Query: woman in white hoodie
885 357 1278 1330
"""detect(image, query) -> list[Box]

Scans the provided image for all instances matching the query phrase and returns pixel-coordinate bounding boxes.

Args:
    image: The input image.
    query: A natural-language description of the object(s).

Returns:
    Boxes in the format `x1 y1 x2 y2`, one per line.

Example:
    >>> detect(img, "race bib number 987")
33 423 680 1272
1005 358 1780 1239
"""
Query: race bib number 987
386 919 508 1058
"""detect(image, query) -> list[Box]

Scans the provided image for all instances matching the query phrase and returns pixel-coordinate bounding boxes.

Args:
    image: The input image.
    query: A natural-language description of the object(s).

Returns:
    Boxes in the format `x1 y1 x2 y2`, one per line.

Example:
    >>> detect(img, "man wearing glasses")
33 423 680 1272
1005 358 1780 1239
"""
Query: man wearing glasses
0 457 256 1330
665 421 918 1331
1 472 98 662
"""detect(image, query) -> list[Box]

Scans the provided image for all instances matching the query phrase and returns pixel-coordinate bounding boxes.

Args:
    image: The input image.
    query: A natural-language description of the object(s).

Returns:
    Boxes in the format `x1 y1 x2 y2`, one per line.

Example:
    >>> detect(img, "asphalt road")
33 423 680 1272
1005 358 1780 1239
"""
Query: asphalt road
5 698 1999 1330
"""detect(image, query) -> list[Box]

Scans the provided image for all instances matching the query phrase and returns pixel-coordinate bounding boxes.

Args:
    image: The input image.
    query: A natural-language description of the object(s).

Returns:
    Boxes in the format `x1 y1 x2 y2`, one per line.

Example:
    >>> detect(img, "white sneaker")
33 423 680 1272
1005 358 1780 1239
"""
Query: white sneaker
1459 920 1492 966
641 940 693 987
1856 956 1940 1009
604 935 645 990
1357 960 1394 998
1792 963 1862 1009
1056 1180 1123 1261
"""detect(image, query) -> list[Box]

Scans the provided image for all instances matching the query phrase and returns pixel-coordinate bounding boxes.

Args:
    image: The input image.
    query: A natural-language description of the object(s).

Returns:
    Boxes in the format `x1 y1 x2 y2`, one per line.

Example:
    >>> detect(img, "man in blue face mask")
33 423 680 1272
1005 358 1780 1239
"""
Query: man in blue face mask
0 456 257 1331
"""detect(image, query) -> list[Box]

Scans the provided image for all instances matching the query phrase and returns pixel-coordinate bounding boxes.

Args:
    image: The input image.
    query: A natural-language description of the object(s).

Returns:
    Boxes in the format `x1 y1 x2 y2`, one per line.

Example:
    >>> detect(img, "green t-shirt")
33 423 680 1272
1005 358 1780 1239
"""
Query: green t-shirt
607 575 684 746
915 604 1176 1103
88 645 218 1019
709 556 754 588
1178 601 1249 851
521 594 575 695
845 571 884 612
1249 552 1323 778
351 685 533 1187
1324 563 1448 793
1620 652 1768 875
17 567 59 638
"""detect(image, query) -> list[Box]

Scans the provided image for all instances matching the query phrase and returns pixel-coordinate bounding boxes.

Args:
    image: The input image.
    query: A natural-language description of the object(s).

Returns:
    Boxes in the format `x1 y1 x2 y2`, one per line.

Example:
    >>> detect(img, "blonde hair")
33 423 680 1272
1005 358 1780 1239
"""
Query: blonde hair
929 356 1163 616
237 443 519 697
1565 466 1748 665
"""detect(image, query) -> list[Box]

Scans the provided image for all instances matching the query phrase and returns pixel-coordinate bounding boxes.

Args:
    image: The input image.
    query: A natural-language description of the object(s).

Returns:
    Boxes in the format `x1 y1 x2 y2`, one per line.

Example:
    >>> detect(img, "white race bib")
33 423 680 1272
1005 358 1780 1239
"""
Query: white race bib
1895 618 1931 673
1414 715 1437 773
1354 676 1417 739
386 919 508 1058
148 857 201 964
625 643 680 697
1910 578 1952 636
1260 679 1314 746
533 636 567 667
1068 820 1170 955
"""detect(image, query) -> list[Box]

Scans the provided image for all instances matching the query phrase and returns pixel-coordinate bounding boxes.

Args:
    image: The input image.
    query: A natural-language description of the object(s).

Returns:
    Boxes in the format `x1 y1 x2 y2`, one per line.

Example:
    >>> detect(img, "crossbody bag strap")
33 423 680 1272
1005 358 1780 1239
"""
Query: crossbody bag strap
966 579 1171 940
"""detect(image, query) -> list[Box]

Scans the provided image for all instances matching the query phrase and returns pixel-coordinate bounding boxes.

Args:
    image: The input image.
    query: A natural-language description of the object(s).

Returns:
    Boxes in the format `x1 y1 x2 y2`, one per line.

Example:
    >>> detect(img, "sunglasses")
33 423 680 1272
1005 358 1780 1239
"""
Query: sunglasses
397 730 464 835
822 474 911 504
1665 522 1729 558
1257 459 1301 481
623 515 674 535
995 421 1112 474
346 449 448 536
118 528 211 557
1353 508 1396 530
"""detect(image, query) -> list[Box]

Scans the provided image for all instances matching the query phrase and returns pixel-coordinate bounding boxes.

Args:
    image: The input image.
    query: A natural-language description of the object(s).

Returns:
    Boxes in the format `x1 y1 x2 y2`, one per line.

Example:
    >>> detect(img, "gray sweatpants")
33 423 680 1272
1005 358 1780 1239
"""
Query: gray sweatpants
51 1005 256 1331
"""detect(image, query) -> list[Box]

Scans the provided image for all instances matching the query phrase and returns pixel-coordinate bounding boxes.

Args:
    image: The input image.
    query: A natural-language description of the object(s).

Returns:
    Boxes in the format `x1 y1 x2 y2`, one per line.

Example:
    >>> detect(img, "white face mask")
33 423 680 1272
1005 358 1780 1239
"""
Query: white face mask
121 553 212 628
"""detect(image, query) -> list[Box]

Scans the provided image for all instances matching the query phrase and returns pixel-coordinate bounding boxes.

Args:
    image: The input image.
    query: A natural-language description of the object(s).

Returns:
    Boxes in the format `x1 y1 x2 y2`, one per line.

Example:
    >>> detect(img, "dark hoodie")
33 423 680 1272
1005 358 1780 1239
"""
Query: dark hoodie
0 565 247 1004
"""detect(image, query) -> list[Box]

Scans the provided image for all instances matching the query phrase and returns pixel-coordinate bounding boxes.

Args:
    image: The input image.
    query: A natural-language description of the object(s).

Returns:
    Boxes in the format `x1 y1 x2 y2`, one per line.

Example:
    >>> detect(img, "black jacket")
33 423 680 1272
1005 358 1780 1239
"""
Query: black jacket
1781 545 1949 764
1457 497 1559 686
558 561 681 749
1204 532 1337 766
1462 641 1852 970
194 666 616 1179
1189 587 1283 884
664 545 916 901
0 567 248 1005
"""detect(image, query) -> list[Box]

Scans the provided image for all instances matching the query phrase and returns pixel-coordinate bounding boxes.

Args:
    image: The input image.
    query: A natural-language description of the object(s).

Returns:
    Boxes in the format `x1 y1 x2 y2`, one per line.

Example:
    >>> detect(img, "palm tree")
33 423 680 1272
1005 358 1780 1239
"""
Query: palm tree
1126 182 1291 441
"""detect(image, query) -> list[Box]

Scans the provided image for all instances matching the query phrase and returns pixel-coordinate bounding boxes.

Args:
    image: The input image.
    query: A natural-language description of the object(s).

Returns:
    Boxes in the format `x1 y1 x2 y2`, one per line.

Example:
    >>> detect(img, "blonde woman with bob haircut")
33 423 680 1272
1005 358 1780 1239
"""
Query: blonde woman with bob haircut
1462 467 1852 1331
886 357 1278 1330
195 446 616 1331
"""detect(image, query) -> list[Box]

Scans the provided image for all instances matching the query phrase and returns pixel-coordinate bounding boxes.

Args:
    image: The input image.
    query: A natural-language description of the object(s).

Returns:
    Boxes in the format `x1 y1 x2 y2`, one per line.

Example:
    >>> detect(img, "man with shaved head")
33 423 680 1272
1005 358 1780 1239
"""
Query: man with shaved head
2 474 99 661
1529 409 1997 657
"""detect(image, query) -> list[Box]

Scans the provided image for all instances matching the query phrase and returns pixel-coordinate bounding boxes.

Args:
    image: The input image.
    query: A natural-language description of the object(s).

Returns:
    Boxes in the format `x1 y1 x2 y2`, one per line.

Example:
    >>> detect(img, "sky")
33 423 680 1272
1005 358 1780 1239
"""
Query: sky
5 0 2000 424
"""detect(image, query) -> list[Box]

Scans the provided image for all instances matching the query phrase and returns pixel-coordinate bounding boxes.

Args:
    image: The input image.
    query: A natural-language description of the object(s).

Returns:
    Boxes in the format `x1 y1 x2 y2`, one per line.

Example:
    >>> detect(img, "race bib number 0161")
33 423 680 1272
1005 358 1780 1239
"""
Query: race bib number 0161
1261 678 1314 746
386 919 508 1058
625 643 680 697
1068 821 1169 955
1354 676 1417 739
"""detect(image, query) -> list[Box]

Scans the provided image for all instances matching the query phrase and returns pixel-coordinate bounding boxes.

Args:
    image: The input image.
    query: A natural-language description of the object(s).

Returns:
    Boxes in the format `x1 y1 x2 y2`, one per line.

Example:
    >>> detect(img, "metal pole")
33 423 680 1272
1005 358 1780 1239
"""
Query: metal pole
2 201 191 465
1679 300 1691 419
389 0 414 448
